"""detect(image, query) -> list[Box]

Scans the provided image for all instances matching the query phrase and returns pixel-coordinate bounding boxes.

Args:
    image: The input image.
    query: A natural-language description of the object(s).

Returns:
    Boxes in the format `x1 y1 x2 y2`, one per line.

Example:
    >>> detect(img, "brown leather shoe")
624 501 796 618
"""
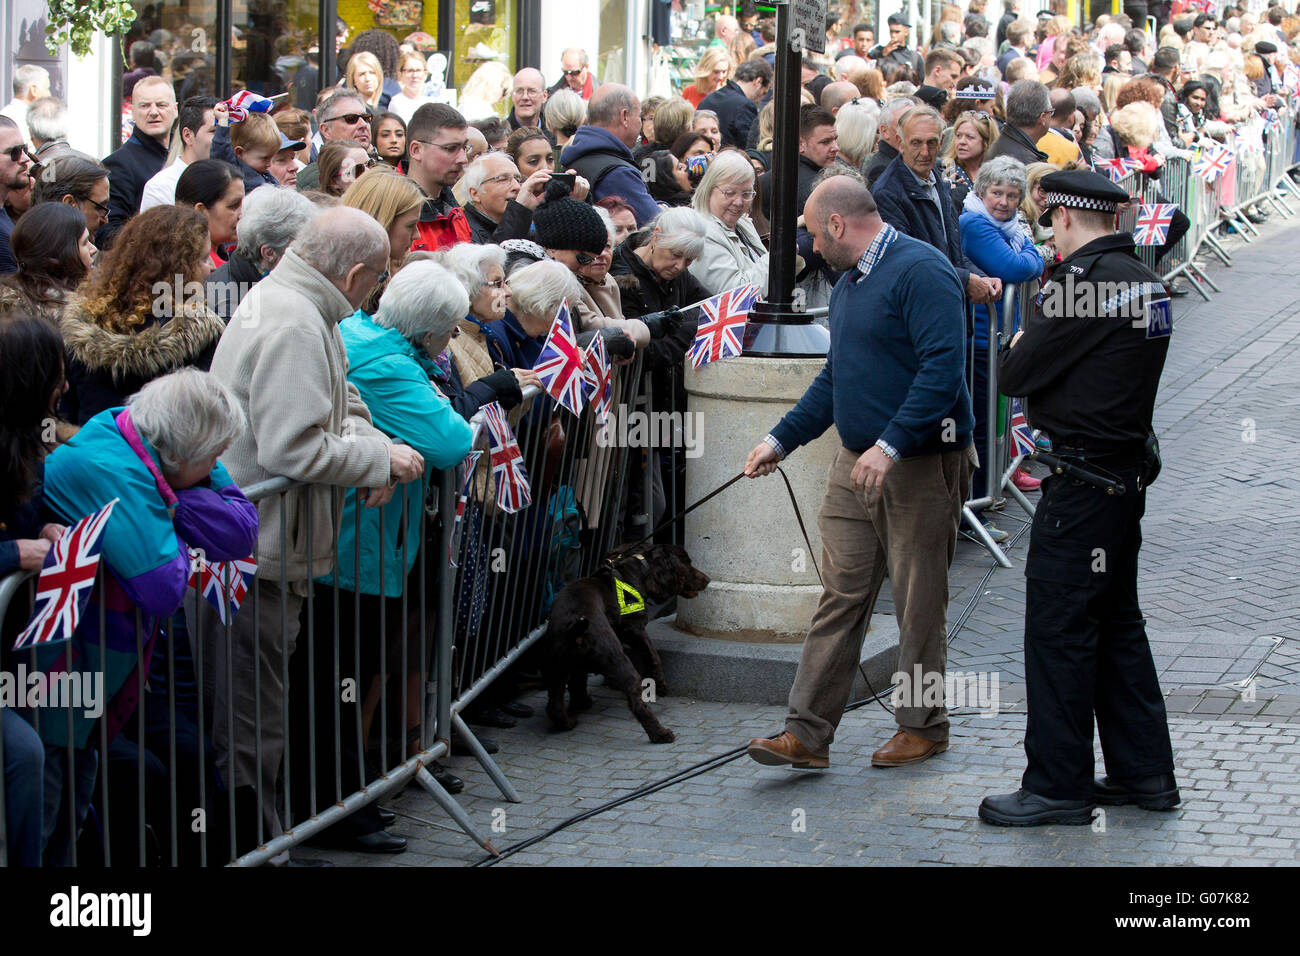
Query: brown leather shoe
747 731 830 769
871 730 949 767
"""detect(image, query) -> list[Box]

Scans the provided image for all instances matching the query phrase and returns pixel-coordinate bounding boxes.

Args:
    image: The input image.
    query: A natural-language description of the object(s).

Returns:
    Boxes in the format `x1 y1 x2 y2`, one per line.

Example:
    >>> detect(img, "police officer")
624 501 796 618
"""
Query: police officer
980 170 1180 826
868 13 926 79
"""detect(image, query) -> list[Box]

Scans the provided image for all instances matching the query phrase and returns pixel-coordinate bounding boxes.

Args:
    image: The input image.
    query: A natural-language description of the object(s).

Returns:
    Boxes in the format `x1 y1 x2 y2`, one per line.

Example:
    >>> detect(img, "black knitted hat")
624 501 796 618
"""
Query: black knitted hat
532 187 609 255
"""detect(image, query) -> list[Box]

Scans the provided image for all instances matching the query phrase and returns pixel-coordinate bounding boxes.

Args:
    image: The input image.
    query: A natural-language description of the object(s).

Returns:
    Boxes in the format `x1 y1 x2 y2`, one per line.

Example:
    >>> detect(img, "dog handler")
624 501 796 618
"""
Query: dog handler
980 170 1179 826
742 175 974 770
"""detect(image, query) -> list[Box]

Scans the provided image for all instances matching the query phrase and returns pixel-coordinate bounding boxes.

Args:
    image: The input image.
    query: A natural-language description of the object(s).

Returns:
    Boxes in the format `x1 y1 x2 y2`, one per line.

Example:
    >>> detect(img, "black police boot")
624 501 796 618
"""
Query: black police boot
978 789 1095 827
1094 773 1180 810
430 761 464 795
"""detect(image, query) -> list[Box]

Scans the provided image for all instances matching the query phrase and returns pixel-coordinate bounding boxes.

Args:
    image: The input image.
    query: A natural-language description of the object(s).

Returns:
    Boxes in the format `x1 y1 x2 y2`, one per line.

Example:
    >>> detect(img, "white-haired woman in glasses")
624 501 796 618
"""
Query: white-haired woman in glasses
687 149 770 297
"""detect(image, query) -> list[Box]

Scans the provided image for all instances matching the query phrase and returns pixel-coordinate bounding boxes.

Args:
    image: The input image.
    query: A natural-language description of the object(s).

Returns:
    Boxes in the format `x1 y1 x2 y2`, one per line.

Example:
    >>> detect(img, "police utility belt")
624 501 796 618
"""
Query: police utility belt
1032 435 1162 496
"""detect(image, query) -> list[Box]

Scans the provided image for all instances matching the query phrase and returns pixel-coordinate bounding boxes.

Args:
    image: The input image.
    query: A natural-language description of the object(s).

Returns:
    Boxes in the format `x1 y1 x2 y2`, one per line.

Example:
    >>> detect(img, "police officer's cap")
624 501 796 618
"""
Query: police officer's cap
1037 169 1130 227
1255 41 1279 55
887 12 911 27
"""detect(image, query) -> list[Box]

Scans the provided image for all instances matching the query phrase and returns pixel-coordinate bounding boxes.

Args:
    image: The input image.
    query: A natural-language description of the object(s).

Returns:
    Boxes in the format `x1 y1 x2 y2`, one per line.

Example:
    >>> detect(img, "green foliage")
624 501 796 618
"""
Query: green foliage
44 0 138 58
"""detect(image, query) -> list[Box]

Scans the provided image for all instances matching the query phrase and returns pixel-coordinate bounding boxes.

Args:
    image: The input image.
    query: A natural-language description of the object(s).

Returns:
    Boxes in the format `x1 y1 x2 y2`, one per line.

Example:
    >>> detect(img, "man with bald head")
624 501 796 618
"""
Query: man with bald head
98 74 177 244
744 175 974 772
205 205 425 856
560 83 659 224
820 81 860 116
548 48 601 100
509 67 552 141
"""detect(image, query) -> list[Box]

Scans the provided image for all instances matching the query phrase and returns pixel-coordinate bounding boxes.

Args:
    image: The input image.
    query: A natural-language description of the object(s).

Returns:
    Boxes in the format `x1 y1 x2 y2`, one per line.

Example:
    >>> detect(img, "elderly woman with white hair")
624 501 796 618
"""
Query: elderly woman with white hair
834 101 879 168
314 260 475 794
205 185 318 320
37 368 258 864
958 155 1051 542
442 242 541 404
688 149 770 296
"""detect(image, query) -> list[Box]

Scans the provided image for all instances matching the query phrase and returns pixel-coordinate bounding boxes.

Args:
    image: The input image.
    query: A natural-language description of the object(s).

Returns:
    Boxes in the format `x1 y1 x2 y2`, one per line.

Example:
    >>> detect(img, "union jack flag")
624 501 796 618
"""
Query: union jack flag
1262 108 1281 134
1009 399 1037 460
1133 203 1177 246
1098 157 1139 182
1193 143 1232 182
581 330 613 424
188 553 257 625
688 283 760 369
449 449 483 566
14 499 118 651
533 302 586 415
482 402 532 513
222 90 276 122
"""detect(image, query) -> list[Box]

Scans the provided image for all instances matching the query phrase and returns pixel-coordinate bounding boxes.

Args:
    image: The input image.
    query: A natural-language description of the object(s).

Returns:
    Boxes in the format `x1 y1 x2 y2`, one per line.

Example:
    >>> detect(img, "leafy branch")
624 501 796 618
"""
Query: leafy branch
45 0 138 58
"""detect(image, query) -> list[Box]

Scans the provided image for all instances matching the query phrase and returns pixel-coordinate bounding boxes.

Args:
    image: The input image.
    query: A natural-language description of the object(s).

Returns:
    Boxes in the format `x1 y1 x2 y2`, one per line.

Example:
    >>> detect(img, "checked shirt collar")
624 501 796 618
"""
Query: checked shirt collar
853 222 899 281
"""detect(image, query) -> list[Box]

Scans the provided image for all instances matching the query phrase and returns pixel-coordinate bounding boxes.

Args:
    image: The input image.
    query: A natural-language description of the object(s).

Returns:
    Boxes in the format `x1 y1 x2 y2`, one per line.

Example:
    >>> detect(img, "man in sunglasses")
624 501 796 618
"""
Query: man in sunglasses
98 75 177 246
406 102 474 252
295 91 372 191
0 115 33 274
547 48 602 101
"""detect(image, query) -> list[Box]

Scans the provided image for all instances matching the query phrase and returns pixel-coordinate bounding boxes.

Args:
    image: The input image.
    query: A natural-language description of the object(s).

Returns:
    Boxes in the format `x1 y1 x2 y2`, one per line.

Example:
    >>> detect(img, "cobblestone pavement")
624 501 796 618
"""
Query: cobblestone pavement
316 212 1300 867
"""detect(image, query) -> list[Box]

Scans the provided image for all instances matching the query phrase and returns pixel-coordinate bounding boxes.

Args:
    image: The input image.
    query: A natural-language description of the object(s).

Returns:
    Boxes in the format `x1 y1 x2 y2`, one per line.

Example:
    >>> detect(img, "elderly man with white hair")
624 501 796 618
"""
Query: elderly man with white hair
1 64 50 148
202 206 426 857
462 152 554 244
205 185 317 319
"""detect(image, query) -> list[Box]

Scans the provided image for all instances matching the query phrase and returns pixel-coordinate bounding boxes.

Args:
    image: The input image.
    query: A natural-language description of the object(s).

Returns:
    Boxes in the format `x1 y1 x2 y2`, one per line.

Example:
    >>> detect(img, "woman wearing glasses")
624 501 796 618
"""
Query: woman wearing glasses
317 139 372 197
30 151 112 237
687 149 769 296
387 52 433 125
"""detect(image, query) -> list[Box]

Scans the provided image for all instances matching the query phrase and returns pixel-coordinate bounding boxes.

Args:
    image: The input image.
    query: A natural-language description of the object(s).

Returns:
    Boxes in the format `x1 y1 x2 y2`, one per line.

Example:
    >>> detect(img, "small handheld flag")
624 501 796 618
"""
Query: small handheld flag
482 402 532 513
581 330 614 425
222 90 276 122
532 302 586 415
688 284 759 369
1009 399 1037 460
14 499 118 651
449 449 483 566
188 553 257 624
1098 157 1138 182
1133 203 1176 246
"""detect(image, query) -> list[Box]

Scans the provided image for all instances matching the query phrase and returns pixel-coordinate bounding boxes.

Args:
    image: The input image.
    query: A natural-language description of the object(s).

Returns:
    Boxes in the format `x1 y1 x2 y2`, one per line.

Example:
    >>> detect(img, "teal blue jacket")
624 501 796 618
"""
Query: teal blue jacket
322 311 474 596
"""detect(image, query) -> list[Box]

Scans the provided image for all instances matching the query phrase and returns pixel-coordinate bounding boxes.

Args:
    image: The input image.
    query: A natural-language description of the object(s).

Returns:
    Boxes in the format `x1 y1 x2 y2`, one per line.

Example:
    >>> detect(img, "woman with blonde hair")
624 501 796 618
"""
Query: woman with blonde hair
850 67 885 104
544 89 586 150
727 31 757 71
1100 72 1128 115
1021 161 1060 246
636 96 694 161
458 60 513 121
941 110 999 208
341 167 424 309
1055 52 1102 93
683 46 731 107
346 51 385 110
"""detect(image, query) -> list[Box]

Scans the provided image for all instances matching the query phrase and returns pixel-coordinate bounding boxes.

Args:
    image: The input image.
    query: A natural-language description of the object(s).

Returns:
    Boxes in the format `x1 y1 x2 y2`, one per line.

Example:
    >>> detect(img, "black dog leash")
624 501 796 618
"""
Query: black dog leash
607 467 822 583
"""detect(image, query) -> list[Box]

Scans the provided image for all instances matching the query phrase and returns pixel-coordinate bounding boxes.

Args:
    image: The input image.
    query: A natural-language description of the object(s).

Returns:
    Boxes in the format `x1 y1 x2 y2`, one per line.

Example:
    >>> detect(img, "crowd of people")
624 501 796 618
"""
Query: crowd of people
1 1 1297 865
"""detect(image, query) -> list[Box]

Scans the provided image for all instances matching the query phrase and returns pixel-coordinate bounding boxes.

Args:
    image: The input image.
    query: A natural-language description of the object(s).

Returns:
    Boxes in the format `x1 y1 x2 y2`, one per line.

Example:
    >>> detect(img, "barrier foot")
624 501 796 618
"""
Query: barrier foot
1270 194 1292 218
1202 231 1233 266
960 505 1013 568
452 713 522 803
1185 261 1220 295
1231 210 1260 238
413 765 499 856
1000 470 1037 518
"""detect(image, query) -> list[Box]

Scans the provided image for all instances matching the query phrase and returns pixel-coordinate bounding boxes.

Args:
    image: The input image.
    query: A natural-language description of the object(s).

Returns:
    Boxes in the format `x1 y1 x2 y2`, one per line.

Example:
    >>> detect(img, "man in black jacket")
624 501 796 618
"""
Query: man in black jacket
1143 47 1185 143
862 98 918 187
698 59 773 148
99 75 176 246
872 105 999 305
985 79 1050 165
462 153 551 244
757 105 838 220
868 13 925 78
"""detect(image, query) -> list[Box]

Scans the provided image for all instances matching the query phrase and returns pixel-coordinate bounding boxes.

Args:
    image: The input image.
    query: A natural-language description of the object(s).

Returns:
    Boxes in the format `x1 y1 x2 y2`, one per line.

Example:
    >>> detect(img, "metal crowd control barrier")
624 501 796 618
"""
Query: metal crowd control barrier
0 354 645 867
446 353 644 803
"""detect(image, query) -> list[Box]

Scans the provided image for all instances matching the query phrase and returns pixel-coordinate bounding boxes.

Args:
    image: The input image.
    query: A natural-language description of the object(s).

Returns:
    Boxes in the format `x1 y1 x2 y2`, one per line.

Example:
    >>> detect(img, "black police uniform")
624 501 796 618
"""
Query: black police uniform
996 173 1177 803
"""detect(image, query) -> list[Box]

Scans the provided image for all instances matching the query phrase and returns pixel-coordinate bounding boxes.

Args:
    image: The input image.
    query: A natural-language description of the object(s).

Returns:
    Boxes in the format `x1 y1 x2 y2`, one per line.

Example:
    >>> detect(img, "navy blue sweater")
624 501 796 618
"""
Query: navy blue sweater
770 232 974 458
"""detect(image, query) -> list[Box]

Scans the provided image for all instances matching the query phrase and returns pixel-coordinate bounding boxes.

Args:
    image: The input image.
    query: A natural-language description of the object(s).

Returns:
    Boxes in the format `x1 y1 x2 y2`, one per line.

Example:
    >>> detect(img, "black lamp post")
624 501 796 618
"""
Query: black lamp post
742 0 832 358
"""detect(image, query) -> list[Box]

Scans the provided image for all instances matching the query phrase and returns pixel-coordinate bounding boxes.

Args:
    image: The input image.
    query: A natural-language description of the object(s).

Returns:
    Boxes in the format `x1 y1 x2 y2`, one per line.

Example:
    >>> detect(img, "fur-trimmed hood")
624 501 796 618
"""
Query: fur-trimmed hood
61 297 226 382
0 283 69 327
